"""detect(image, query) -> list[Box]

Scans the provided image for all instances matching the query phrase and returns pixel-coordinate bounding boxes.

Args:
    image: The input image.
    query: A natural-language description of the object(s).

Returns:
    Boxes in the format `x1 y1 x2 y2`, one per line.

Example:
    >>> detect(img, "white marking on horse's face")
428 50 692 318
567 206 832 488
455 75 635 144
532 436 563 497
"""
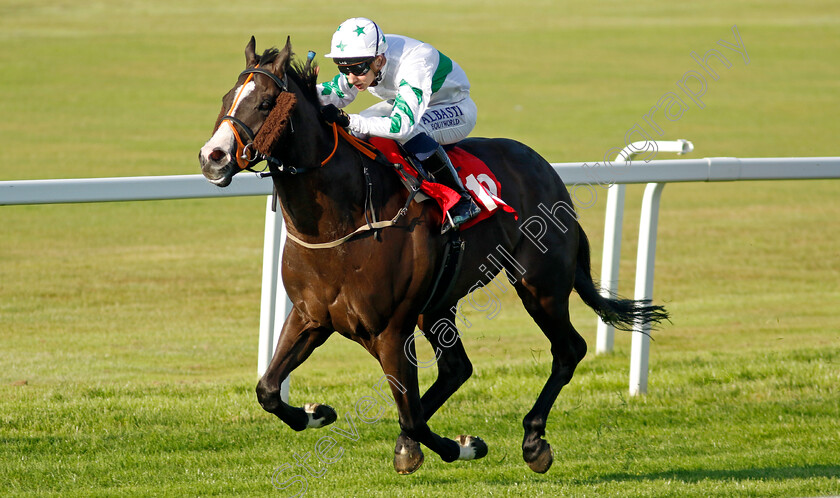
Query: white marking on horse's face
198 81 256 184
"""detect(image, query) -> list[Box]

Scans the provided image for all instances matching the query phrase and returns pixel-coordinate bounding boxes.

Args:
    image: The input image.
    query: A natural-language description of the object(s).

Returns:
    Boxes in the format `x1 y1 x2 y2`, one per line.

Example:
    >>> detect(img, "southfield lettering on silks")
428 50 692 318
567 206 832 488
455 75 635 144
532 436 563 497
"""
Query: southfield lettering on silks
420 104 465 126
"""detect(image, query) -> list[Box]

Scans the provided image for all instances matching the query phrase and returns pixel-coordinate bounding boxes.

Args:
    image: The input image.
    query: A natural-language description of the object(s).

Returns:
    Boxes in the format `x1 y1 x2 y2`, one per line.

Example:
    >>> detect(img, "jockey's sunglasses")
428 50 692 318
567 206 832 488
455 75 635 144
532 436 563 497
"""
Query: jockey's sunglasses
337 58 374 76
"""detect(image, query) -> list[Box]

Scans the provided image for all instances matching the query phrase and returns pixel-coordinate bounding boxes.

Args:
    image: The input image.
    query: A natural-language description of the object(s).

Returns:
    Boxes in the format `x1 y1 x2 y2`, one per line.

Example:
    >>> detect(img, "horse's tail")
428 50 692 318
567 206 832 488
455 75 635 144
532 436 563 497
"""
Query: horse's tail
573 224 669 331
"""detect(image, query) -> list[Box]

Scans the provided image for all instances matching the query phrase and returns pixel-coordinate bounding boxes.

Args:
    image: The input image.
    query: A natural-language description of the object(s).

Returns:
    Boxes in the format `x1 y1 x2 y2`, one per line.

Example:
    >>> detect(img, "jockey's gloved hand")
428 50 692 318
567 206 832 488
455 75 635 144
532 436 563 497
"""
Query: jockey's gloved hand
320 104 350 128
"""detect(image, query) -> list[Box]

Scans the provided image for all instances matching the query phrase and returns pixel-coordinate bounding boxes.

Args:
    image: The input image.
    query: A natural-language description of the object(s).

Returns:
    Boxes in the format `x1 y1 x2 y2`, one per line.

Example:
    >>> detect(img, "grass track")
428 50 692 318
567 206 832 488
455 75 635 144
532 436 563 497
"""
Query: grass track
2 1 839 496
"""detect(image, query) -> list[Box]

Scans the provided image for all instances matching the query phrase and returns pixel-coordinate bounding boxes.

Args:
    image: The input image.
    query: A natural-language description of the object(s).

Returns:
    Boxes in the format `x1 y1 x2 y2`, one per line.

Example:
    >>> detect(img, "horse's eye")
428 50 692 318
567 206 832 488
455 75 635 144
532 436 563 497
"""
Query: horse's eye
259 99 274 112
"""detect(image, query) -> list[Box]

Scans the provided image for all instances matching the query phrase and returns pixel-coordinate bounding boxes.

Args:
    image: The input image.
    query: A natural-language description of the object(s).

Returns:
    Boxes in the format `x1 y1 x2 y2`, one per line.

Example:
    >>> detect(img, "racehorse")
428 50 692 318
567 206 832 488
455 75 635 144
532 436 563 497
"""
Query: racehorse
198 37 667 474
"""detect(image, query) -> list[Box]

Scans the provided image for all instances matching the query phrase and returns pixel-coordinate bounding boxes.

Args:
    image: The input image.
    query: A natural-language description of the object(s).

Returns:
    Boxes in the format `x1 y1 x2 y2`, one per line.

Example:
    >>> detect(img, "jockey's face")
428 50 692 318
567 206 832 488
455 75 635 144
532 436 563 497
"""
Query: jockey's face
343 55 384 92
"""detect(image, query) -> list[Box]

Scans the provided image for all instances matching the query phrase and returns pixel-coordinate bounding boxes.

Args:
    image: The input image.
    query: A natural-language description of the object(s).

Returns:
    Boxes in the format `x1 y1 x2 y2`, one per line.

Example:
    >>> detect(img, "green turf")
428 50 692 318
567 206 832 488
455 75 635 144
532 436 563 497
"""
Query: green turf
2 1 839 496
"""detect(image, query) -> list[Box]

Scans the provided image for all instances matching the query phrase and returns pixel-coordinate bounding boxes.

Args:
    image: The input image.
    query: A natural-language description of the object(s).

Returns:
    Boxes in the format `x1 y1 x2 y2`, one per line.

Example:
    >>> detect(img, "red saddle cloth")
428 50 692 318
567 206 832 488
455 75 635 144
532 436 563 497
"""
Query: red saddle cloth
368 138 517 230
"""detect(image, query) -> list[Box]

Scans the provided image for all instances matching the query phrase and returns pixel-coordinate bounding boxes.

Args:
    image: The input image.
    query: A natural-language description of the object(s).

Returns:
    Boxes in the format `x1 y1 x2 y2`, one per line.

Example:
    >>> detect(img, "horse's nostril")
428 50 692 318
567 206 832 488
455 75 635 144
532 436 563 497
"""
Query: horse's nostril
209 149 226 163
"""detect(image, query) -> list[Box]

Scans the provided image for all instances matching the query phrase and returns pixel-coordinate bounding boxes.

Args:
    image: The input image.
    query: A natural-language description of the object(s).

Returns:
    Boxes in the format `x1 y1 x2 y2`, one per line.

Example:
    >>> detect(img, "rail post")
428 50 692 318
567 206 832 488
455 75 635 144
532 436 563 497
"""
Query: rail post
596 139 692 354
258 196 292 402
629 182 666 395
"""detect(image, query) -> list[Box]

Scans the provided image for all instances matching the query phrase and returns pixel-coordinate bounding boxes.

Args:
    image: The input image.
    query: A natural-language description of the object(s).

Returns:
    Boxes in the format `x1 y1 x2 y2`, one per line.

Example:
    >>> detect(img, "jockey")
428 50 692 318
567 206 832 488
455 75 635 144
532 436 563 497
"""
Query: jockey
317 17 481 233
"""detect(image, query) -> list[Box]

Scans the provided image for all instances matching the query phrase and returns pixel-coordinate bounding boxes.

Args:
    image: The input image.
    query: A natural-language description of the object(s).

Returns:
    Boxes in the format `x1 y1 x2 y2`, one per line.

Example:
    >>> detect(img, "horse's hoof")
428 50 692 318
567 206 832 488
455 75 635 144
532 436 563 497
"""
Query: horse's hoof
394 441 425 475
523 439 553 473
303 403 337 429
456 435 488 461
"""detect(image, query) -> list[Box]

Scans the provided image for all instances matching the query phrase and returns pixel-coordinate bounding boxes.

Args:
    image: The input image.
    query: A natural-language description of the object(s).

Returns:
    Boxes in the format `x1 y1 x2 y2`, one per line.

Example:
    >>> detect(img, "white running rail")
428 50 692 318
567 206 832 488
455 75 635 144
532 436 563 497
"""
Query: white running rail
3 153 839 397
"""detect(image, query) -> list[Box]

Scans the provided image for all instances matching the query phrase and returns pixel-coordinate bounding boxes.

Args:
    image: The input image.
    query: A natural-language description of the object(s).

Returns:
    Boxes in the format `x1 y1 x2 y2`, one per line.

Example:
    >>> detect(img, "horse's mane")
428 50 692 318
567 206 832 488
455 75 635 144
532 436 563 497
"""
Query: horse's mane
258 47 319 104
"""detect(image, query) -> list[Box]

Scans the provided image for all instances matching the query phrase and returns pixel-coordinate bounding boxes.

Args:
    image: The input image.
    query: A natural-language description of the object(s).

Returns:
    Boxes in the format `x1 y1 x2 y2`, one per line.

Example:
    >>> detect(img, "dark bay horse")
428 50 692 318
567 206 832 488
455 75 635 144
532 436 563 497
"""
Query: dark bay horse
198 37 667 474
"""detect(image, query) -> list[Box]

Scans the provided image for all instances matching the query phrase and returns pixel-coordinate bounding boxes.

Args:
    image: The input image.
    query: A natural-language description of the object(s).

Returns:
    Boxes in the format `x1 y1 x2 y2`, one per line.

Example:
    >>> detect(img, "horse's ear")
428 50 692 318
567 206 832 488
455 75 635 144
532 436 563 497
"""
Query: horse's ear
272 36 293 74
245 36 258 67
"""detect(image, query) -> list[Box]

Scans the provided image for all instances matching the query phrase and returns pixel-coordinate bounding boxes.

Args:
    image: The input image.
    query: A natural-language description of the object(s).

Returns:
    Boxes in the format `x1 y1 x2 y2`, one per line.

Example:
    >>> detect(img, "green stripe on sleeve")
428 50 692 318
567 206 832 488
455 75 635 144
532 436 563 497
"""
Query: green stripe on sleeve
389 114 403 134
431 51 453 93
393 80 420 126
401 79 423 104
393 95 415 126
320 74 346 98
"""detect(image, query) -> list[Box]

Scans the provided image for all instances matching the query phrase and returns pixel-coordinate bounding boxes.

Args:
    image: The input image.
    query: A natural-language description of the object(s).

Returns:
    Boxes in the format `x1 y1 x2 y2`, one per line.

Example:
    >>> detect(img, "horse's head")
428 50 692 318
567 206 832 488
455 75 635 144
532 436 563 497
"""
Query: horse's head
199 36 308 187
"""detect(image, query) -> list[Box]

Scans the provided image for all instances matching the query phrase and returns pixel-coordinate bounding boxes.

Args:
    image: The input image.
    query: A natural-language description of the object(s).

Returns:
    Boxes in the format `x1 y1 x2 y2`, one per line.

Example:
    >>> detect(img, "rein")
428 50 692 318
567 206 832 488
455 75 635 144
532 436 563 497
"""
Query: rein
264 123 381 174
321 125 379 165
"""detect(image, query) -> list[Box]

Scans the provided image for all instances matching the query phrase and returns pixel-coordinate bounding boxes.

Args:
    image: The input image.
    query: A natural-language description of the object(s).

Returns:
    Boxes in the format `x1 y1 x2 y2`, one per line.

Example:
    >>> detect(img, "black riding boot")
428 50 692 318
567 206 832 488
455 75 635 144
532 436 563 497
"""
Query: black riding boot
421 145 482 233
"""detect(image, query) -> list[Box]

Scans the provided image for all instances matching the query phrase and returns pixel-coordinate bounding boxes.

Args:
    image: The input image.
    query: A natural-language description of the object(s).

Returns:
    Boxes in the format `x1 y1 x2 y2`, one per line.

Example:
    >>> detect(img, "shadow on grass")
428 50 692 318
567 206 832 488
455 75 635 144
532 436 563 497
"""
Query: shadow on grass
589 463 840 484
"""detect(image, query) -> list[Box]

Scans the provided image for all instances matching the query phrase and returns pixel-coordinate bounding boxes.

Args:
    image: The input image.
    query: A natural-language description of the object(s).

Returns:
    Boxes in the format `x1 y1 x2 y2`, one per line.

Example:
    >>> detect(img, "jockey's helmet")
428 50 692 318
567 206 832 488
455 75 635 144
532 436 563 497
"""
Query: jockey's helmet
325 17 387 62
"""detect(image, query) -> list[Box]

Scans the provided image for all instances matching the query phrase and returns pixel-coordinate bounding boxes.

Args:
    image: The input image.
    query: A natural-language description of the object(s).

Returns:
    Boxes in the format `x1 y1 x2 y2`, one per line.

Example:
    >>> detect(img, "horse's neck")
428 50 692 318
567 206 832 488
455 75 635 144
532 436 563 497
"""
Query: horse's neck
273 153 367 239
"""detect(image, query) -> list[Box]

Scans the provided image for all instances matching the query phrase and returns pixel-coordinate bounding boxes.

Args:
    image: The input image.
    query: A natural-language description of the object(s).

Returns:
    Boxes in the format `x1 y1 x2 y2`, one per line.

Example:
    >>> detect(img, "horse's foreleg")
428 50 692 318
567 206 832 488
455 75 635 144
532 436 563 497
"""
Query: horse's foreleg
255 308 335 431
394 310 474 473
378 321 486 475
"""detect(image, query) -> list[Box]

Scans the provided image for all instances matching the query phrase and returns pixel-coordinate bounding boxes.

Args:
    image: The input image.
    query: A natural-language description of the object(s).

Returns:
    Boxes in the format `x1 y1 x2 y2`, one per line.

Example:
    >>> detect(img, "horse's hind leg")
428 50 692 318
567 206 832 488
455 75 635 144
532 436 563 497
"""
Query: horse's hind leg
394 310 476 474
514 278 587 473
376 317 487 474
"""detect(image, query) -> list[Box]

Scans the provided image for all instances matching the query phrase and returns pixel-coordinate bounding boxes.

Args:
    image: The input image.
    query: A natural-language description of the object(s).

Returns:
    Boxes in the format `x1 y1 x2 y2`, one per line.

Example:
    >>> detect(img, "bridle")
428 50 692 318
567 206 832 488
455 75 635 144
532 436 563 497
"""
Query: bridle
218 66 289 171
219 64 365 175
217 63 419 248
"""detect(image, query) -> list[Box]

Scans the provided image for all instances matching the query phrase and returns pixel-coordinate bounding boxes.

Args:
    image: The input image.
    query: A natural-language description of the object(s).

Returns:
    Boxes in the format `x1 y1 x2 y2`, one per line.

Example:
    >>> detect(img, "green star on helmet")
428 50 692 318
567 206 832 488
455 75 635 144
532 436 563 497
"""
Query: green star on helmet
353 26 366 36
335 41 347 51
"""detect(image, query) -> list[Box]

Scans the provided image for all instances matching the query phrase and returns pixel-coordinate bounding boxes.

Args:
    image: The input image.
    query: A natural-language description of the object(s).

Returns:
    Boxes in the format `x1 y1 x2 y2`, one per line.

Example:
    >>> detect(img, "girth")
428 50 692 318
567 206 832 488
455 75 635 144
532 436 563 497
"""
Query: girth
420 231 466 315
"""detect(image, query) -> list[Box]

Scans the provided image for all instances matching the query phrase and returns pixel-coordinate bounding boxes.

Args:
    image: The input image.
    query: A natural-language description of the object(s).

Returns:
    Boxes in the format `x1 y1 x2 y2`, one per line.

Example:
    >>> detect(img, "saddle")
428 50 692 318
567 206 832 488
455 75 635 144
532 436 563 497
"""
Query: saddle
368 137 517 230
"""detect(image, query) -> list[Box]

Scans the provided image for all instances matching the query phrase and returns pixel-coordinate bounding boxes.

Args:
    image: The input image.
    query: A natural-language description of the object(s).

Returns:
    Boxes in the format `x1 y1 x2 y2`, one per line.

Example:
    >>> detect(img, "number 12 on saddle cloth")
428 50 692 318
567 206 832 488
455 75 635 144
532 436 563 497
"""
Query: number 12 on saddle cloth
369 137 518 230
